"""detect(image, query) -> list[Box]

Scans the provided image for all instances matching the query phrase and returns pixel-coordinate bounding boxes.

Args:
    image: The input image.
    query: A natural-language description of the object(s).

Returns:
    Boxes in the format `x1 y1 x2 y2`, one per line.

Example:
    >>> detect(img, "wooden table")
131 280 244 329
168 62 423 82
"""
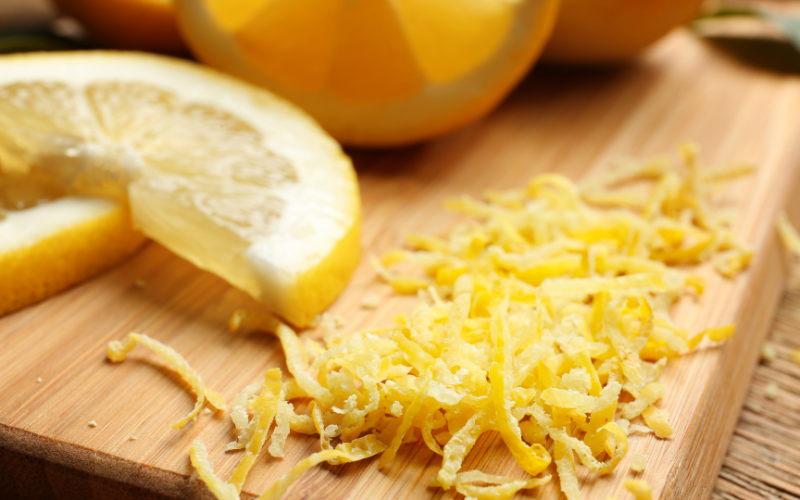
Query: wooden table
4 3 800 499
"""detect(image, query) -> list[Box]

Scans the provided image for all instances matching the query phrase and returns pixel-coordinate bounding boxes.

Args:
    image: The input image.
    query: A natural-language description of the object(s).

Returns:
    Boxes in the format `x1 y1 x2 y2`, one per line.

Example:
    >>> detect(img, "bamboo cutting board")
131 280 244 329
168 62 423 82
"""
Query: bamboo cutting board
2 30 800 500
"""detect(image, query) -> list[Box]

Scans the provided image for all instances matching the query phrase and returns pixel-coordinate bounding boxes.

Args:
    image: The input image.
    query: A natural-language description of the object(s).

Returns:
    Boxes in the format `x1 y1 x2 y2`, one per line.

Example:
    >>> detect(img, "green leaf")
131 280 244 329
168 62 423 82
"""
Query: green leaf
762 11 800 53
697 5 800 54
0 35 83 55
695 6 760 20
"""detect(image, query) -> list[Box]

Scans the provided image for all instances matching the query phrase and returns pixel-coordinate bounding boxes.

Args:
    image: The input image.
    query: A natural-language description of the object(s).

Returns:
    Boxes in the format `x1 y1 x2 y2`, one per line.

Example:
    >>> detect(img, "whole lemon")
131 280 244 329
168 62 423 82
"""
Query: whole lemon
542 0 705 64
175 0 560 147
51 0 186 54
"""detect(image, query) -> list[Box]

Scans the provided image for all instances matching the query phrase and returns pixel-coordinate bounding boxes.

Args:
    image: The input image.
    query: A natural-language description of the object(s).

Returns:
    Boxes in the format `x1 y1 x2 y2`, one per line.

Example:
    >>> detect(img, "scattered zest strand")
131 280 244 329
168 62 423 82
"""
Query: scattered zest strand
630 453 648 472
190 440 239 500
625 479 653 500
256 435 387 500
228 369 283 493
777 211 800 255
107 332 226 429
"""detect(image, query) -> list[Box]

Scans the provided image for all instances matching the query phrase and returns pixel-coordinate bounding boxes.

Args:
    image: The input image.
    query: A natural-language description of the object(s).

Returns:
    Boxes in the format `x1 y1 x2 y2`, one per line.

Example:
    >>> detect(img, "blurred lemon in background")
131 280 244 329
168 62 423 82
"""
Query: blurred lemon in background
175 0 560 147
51 0 186 54
543 0 705 63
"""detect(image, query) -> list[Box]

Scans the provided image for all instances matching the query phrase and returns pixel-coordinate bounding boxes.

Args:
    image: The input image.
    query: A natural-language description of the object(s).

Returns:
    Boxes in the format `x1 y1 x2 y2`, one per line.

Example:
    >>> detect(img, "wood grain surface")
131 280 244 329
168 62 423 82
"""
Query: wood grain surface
713 262 800 500
2 29 800 500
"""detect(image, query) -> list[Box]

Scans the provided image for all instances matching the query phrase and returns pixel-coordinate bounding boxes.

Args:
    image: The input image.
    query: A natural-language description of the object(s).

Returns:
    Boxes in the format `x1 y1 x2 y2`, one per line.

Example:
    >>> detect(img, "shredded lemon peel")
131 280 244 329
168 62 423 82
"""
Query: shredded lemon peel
112 145 753 500
625 479 654 500
778 211 800 256
107 332 226 429
190 440 240 500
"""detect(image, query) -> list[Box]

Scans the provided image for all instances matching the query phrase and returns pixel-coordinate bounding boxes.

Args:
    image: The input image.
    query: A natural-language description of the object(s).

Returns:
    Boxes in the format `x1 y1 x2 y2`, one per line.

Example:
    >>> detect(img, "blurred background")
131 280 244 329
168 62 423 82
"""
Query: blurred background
2 0 800 148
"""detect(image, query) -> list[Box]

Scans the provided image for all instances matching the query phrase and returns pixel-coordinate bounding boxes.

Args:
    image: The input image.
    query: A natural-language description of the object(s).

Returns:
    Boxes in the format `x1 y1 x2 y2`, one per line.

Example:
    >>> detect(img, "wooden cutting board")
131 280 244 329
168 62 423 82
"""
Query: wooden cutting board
3 30 800 500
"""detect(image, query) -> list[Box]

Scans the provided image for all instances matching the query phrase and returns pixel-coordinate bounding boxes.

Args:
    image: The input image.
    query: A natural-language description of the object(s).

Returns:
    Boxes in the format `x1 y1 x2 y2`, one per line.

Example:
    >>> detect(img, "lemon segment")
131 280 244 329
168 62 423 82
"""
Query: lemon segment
0 52 361 326
0 197 146 316
327 0 425 102
206 0 272 32
392 0 515 84
234 0 343 92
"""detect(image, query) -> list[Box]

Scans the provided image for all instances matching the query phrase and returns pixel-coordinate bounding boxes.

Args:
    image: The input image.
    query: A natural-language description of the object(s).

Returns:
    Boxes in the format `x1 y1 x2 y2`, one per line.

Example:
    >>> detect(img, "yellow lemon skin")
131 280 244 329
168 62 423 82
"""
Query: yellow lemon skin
542 0 705 64
0 199 146 317
51 0 186 54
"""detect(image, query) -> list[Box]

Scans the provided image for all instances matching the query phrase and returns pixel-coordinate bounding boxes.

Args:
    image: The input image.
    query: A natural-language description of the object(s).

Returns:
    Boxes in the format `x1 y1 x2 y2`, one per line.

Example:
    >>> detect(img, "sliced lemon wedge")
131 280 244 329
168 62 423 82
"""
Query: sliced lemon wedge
0 51 361 326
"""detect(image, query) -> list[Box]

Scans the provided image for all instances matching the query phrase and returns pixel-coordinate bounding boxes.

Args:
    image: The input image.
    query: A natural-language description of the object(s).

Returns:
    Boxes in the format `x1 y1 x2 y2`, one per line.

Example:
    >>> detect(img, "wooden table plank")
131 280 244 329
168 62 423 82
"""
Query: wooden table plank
713 261 800 500
2 28 800 500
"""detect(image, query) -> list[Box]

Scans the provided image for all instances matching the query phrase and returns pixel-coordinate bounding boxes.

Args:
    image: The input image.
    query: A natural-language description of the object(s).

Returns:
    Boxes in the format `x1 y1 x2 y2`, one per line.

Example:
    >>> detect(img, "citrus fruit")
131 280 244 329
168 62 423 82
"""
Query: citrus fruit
542 0 705 64
174 0 560 147
0 194 145 317
51 0 186 54
0 51 361 326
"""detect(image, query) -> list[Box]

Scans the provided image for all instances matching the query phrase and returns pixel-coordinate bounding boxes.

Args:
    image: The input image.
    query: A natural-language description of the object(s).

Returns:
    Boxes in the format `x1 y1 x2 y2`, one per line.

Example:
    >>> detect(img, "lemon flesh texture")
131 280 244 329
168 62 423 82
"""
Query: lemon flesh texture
0 197 146 317
0 52 361 327
176 0 560 146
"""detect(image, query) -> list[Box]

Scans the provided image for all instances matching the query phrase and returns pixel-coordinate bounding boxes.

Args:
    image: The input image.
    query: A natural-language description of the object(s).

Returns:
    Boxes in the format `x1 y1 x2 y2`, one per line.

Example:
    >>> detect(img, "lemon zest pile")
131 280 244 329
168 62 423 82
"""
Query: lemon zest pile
107 332 226 429
115 145 753 500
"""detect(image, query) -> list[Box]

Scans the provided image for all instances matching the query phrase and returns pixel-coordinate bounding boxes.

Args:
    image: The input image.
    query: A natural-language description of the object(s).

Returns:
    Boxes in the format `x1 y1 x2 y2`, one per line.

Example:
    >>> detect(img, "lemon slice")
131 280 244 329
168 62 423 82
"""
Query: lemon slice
0 196 145 316
0 51 361 326
175 0 559 146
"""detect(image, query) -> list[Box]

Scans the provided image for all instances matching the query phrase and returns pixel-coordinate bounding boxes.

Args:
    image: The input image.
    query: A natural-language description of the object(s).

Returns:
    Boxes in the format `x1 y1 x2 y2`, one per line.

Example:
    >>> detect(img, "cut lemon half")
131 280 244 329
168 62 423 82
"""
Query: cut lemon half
175 0 560 146
0 196 145 317
0 51 361 326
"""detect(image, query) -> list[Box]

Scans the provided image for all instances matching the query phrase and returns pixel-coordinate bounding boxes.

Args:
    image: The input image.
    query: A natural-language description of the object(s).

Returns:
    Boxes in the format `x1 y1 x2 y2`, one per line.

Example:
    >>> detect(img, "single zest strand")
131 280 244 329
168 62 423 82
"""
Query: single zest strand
687 324 736 350
700 163 755 183
189 439 239 500
489 363 551 476
437 407 492 488
256 435 387 500
455 478 550 500
228 368 283 493
625 479 654 500
554 443 580 500
441 470 551 488
642 405 673 438
226 382 263 451
777 211 800 255
378 370 432 469
268 401 293 458
230 310 333 405
107 332 226 429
